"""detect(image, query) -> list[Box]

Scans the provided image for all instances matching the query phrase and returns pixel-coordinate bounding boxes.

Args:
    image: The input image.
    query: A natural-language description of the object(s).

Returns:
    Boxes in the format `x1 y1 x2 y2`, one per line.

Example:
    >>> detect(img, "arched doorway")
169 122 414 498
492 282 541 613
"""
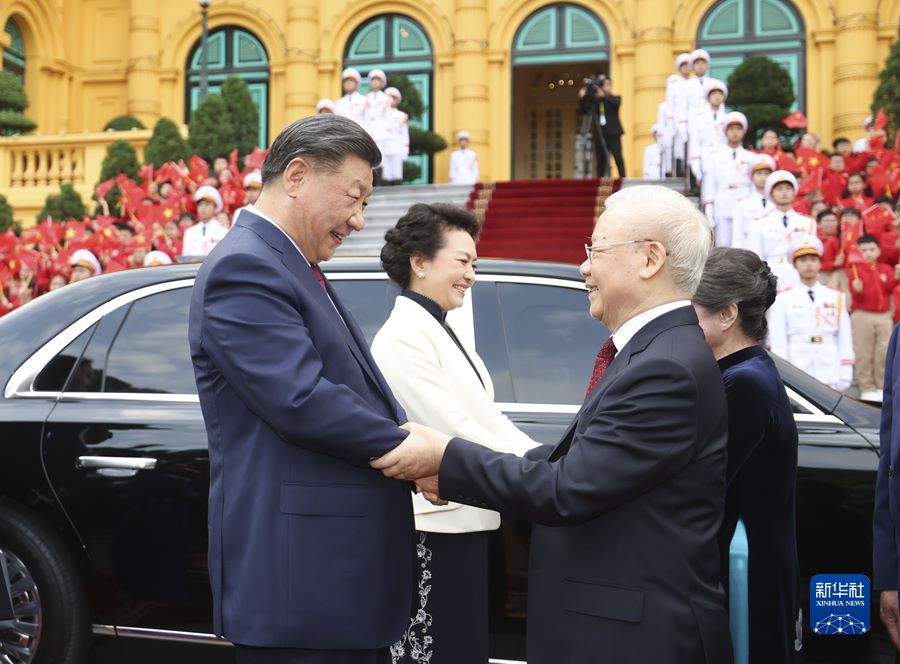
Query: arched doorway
3 18 25 81
344 14 434 183
185 26 269 148
697 0 805 110
512 3 609 179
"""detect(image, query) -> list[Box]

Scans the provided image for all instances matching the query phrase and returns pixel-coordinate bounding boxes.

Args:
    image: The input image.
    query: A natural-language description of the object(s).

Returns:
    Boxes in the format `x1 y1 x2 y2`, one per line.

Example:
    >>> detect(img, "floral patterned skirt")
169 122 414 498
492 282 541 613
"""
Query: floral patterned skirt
390 531 489 664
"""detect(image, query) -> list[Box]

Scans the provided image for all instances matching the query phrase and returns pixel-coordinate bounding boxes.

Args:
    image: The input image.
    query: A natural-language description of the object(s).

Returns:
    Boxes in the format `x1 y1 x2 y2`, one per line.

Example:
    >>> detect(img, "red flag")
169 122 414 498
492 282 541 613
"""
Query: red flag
0 228 17 255
188 155 209 184
846 244 867 264
776 152 801 174
782 111 808 129
244 147 268 171
137 163 154 186
797 168 824 197
95 178 116 200
874 108 889 131
229 149 241 179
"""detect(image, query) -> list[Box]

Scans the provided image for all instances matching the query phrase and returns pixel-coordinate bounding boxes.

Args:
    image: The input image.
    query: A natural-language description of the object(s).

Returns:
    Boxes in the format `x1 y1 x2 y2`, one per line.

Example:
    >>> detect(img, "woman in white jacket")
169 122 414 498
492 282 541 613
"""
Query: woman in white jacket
372 203 540 664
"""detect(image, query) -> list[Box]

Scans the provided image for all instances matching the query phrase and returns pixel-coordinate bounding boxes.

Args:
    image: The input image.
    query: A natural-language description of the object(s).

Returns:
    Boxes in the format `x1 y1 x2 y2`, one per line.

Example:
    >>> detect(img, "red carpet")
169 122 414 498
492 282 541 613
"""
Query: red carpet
468 179 621 264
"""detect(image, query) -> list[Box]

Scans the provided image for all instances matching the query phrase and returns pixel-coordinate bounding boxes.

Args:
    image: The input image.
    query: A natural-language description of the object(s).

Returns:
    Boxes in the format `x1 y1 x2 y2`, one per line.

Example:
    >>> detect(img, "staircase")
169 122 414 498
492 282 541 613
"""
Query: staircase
335 183 474 257
469 178 621 264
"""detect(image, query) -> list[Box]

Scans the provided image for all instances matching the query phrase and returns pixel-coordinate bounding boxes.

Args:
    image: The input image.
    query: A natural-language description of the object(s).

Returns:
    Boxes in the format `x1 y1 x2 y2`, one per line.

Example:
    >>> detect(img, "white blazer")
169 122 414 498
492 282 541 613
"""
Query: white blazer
371 295 540 533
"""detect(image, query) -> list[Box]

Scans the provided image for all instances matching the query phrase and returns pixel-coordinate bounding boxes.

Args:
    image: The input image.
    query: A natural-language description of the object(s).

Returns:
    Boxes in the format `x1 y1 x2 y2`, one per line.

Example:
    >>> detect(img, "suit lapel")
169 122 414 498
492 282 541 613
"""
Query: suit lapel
547 306 698 461
236 212 397 411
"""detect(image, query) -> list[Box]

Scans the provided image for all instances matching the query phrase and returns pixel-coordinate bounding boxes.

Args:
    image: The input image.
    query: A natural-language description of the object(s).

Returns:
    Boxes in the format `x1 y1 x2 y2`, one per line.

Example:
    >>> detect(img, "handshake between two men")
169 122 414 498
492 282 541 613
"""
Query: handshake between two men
370 422 452 505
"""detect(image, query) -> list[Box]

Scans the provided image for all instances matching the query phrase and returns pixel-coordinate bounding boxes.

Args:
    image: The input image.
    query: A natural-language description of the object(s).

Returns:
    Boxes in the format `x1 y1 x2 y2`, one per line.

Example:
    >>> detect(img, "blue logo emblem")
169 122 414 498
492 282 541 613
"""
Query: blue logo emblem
810 574 870 635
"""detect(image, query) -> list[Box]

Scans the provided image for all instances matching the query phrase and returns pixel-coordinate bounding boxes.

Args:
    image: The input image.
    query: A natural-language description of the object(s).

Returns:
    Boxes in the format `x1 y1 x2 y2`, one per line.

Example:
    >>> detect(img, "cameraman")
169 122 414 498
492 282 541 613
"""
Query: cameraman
578 75 625 178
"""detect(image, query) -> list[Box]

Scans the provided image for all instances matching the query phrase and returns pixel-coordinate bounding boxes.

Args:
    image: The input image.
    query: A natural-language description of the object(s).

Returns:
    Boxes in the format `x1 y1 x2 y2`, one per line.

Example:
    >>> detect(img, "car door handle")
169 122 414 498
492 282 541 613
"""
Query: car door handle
76 456 157 471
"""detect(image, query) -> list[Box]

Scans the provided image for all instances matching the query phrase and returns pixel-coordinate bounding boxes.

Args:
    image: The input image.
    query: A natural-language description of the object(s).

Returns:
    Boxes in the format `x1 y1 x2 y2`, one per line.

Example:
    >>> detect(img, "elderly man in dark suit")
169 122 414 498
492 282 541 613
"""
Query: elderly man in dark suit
374 185 732 663
189 114 426 664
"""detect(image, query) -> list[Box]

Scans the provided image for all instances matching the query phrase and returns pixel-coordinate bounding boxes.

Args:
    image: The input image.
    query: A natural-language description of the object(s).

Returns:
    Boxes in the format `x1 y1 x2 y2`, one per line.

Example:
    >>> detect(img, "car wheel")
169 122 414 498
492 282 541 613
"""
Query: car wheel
0 505 90 664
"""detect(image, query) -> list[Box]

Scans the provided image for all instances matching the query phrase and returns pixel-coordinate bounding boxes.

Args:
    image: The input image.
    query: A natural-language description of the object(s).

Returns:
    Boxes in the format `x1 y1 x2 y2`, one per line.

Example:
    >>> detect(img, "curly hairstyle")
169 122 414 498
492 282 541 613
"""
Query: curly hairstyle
380 203 480 288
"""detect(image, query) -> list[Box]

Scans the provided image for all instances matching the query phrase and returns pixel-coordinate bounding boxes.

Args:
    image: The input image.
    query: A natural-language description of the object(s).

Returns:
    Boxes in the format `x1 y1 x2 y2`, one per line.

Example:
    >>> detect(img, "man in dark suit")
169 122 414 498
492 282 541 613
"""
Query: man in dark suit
189 114 426 663
579 75 626 178
875 323 900 650
374 185 733 663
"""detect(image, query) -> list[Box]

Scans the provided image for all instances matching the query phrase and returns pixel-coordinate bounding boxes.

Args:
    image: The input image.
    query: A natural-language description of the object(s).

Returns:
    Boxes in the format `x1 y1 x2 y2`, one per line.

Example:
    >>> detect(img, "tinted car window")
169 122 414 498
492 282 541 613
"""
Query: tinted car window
496 282 605 405
64 305 130 392
103 287 196 394
33 324 96 392
329 279 397 345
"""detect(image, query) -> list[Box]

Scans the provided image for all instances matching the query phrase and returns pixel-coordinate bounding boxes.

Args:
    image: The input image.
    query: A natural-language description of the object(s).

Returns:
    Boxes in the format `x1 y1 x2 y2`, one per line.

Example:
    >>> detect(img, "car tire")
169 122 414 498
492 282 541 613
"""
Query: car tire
0 504 90 664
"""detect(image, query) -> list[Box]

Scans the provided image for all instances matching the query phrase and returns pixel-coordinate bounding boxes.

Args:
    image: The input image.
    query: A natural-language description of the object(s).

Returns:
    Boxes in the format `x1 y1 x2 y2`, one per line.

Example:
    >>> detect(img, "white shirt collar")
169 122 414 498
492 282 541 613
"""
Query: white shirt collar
611 301 692 356
240 204 309 265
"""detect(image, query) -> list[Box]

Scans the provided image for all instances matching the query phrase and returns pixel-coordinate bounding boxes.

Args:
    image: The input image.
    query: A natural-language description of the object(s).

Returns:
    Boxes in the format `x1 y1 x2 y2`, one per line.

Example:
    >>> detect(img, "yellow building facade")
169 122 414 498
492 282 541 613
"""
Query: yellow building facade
0 0 898 193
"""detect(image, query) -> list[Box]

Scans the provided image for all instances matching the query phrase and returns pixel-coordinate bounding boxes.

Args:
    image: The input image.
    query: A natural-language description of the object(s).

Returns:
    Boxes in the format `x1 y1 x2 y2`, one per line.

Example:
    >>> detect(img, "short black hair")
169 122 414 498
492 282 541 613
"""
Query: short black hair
876 195 894 205
816 208 837 223
858 234 879 246
261 115 381 184
840 207 861 219
833 137 850 148
381 203 480 288
692 247 777 344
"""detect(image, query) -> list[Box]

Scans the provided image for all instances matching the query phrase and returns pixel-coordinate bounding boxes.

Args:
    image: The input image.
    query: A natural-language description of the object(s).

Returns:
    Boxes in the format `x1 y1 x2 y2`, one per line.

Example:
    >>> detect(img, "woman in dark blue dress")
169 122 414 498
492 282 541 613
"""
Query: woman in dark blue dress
693 247 799 664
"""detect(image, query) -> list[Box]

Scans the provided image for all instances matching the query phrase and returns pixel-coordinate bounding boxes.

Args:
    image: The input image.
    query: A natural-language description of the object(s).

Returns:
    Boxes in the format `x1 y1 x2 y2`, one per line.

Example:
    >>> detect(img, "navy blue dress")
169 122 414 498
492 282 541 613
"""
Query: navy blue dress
717 346 799 664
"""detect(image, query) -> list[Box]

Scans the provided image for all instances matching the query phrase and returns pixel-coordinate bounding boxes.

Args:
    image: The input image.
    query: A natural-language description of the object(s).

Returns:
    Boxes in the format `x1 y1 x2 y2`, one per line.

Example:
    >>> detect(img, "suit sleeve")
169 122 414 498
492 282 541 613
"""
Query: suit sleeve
197 250 406 465
439 357 705 525
371 327 539 457
875 324 900 589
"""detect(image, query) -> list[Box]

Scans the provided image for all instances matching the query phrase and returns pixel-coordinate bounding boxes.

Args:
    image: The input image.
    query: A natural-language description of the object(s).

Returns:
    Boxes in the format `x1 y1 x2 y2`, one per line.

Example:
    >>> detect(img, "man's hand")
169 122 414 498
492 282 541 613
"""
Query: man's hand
370 422 451 480
415 475 447 506
881 590 900 649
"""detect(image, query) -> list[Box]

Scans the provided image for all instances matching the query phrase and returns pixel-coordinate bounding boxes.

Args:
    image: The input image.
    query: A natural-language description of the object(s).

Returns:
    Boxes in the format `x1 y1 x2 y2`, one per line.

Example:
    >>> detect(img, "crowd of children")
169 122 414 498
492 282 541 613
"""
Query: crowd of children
0 149 266 317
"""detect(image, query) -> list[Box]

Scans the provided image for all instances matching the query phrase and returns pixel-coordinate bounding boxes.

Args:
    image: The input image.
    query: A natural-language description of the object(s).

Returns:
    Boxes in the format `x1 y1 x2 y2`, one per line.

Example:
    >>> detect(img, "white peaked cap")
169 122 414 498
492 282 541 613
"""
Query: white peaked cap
143 250 173 267
765 169 798 199
243 171 262 189
704 78 728 99
70 248 101 276
676 53 691 68
367 69 387 82
456 130 471 141
193 185 224 213
316 99 335 112
690 48 711 65
751 153 777 173
341 67 362 83
724 111 748 131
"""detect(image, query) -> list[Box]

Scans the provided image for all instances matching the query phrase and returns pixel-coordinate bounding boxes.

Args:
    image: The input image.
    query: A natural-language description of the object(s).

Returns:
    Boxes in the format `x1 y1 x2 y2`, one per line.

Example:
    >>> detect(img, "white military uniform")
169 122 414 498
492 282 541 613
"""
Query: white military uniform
334 91 368 128
701 144 754 246
365 90 390 147
768 282 854 390
181 219 227 257
688 102 727 180
664 74 689 165
449 148 479 185
382 107 409 182
731 189 770 249
745 207 816 291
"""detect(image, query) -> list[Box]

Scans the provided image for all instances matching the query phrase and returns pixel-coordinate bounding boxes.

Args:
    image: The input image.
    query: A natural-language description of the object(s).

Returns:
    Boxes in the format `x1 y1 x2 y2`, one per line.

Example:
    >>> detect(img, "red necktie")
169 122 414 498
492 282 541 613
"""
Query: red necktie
310 264 328 294
585 337 617 398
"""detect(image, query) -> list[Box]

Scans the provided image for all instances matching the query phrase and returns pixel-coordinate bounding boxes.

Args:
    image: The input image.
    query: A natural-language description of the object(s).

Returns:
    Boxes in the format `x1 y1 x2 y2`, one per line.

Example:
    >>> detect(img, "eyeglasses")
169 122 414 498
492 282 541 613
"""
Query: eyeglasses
584 239 655 262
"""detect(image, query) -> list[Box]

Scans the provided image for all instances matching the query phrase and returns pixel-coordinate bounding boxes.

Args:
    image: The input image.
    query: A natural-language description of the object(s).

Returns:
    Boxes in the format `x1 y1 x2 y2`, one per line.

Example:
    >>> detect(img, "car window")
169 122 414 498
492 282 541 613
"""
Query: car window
471 281 515 401
329 278 398 346
495 282 606 405
62 305 130 392
103 287 196 394
33 324 96 392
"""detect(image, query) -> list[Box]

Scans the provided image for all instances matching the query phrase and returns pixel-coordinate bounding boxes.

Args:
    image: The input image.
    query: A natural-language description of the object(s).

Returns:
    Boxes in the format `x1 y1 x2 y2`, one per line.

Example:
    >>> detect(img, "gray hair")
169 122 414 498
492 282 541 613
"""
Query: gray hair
261 115 382 184
602 185 712 295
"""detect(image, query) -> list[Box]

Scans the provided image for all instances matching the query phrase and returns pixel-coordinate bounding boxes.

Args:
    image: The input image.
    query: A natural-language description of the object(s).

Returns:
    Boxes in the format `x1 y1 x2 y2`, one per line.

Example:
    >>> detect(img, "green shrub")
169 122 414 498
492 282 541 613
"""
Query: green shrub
144 117 190 166
0 70 36 136
188 93 237 162
726 56 795 143
37 183 86 222
103 115 146 131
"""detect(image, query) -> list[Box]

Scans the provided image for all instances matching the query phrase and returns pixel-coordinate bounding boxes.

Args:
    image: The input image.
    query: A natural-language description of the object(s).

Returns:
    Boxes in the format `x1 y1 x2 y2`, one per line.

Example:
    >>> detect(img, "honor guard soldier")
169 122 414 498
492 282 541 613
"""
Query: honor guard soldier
688 78 728 182
642 125 665 180
242 172 262 206
182 185 228 257
334 68 368 127
366 69 391 185
701 111 754 247
683 49 711 124
449 130 479 185
381 87 409 185
768 236 854 391
664 52 692 174
69 249 101 282
746 170 817 291
732 153 776 249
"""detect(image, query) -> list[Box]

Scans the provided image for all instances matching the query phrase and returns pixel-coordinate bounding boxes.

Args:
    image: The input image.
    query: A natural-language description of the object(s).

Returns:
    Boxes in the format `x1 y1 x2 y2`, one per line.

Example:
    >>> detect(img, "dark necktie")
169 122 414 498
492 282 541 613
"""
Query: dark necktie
782 214 789 228
808 289 815 303
732 150 736 160
762 197 767 207
201 223 206 237
585 337 617 398
310 264 328 294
